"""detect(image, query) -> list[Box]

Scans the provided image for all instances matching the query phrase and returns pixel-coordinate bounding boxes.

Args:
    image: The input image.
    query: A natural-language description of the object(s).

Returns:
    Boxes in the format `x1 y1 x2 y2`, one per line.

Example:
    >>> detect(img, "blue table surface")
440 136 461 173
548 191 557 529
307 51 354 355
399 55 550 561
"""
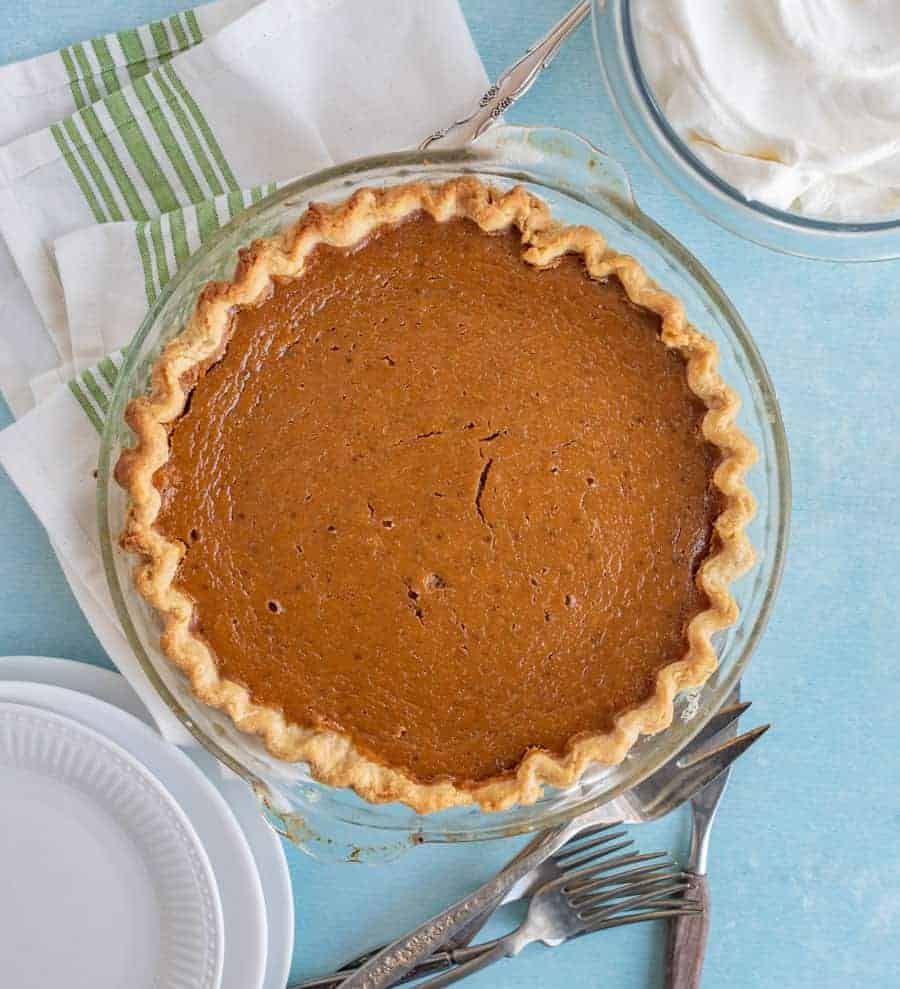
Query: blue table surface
1 2 898 986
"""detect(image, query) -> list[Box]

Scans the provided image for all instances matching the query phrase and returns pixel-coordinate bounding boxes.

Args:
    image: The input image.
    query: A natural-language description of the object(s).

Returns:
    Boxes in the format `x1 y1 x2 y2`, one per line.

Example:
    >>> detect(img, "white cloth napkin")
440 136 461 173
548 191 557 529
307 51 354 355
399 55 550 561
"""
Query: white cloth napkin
0 0 487 740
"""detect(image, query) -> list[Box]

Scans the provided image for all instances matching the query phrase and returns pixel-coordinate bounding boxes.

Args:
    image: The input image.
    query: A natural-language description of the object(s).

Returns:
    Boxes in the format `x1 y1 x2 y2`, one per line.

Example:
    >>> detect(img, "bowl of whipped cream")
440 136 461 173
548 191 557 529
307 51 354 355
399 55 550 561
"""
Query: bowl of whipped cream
593 0 900 260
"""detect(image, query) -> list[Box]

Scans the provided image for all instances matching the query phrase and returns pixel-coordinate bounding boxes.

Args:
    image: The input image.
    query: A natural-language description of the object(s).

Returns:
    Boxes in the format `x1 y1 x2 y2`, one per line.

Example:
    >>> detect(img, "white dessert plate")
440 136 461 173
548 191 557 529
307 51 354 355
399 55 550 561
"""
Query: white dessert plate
0 657 294 989
0 701 224 989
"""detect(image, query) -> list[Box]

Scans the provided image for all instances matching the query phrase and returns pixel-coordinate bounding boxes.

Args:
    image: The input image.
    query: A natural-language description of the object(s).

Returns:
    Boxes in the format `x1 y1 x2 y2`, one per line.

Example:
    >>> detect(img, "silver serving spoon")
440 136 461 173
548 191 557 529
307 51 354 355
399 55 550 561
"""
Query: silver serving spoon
419 2 590 151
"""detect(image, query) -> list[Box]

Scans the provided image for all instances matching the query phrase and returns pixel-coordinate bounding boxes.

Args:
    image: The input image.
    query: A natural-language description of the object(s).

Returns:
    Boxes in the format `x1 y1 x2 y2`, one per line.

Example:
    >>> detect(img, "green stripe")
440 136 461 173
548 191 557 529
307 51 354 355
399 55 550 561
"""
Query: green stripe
148 219 170 288
51 123 105 222
81 369 109 413
250 185 264 204
98 357 119 388
167 209 190 266
91 37 122 97
153 68 223 197
60 48 87 109
105 90 179 213
162 63 239 191
71 45 102 104
195 199 220 243
117 29 149 83
185 10 203 45
60 118 118 221
149 21 171 56
62 117 122 222
226 189 245 219
117 28 144 63
266 181 278 197
169 14 189 50
79 105 148 220
68 381 103 434
133 76 204 202
135 222 156 306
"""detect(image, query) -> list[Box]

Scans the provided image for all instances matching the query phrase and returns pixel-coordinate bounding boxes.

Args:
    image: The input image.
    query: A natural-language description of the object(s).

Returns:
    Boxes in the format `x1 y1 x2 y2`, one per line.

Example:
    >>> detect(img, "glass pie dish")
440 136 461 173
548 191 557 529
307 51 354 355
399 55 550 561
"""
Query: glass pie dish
592 0 900 262
97 124 790 861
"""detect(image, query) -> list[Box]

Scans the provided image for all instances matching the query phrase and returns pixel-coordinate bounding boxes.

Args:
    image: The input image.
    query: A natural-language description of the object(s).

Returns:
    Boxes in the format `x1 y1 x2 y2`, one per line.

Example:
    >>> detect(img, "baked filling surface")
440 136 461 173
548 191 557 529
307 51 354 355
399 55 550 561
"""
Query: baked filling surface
152 213 723 787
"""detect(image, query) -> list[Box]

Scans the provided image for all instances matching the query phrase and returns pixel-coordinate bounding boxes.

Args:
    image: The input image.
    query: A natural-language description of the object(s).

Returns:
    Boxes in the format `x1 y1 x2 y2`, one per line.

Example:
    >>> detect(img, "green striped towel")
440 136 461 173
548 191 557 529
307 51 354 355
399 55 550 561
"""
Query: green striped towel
0 0 254 146
0 0 254 418
0 0 487 738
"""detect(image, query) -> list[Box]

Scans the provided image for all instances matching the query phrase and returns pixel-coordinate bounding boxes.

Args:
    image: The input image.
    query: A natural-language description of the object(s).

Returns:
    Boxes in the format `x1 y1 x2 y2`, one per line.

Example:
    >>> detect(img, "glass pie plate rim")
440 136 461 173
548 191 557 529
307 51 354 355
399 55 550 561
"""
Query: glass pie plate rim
97 123 791 860
591 0 900 262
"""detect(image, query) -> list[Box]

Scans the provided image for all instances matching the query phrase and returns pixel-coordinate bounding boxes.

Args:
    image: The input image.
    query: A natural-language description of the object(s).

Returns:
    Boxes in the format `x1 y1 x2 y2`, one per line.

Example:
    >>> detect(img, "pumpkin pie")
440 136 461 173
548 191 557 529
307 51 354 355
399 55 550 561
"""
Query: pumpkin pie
116 178 756 813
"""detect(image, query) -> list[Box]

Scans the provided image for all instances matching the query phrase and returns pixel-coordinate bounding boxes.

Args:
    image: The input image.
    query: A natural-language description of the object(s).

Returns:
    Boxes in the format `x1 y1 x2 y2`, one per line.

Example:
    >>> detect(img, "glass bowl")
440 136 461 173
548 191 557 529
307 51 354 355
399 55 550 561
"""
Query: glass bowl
592 0 900 262
97 124 790 861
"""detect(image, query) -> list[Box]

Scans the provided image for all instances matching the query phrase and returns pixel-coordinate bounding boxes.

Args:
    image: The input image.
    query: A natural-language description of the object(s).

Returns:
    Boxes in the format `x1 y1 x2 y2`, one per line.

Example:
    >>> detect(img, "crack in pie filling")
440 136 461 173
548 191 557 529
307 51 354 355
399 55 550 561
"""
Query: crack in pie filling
117 178 756 813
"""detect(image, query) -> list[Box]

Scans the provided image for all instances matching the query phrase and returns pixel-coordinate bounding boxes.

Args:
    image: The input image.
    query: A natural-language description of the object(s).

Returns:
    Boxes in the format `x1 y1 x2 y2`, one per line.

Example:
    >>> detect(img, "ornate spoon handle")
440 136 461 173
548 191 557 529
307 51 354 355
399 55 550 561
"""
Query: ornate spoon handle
336 820 579 989
419 1 590 151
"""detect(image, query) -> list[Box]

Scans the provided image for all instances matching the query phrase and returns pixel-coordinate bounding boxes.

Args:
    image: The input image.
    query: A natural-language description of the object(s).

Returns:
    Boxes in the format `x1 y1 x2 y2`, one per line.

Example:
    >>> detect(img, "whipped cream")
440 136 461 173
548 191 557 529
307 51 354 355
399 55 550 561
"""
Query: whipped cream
633 0 900 221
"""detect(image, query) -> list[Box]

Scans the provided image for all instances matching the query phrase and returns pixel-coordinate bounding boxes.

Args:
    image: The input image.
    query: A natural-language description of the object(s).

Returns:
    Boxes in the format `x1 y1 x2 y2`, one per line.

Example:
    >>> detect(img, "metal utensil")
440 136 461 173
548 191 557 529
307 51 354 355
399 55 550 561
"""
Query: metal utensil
295 823 656 989
419 1 590 151
404 855 699 989
308 837 698 989
664 687 746 988
334 711 767 989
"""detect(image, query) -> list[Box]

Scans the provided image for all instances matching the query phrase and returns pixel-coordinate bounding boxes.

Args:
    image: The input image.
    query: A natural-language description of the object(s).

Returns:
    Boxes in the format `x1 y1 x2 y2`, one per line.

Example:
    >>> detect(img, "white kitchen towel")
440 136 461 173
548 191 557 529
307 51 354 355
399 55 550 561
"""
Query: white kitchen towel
56 180 288 372
0 251 57 417
0 0 488 741
0 0 262 415
0 0 257 146
0 0 485 361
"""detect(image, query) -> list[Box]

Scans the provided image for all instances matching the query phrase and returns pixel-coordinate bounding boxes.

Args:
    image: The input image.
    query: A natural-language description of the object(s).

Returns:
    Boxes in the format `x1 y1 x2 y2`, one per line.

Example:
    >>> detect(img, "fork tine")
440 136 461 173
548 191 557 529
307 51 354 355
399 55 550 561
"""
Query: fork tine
582 875 690 911
554 829 629 864
680 700 752 753
561 850 668 891
677 723 770 771
589 905 702 932
556 838 634 870
643 724 769 816
564 862 672 897
578 882 691 921
631 898 694 910
557 822 624 849
569 871 683 909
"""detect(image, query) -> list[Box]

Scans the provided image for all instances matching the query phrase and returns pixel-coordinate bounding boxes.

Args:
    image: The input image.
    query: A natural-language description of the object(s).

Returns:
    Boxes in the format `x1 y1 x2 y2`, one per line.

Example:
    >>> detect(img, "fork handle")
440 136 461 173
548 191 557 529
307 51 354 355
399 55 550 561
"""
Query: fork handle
289 943 492 989
401 942 510 989
664 872 710 989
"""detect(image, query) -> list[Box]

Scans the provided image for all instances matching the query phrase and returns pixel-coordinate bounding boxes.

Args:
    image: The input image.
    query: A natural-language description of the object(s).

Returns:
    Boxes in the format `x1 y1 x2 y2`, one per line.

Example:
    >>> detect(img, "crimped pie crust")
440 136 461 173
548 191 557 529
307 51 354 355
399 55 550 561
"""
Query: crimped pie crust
116 177 757 813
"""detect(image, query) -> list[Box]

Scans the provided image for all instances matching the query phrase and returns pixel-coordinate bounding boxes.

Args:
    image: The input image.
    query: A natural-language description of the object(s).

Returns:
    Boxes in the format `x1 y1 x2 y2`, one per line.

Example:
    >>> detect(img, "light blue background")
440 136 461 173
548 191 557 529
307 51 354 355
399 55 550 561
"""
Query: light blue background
1 2 898 986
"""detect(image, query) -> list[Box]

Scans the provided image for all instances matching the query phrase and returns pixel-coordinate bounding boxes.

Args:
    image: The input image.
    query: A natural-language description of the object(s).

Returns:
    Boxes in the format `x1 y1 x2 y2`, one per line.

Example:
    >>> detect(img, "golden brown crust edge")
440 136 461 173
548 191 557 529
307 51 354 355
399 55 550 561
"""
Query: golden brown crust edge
115 177 757 814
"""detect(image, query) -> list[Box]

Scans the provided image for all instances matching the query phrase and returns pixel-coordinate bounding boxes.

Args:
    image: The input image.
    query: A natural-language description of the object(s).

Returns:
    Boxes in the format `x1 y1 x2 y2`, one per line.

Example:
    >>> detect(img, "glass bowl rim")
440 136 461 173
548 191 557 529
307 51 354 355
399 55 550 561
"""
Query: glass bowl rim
97 124 791 844
592 0 900 260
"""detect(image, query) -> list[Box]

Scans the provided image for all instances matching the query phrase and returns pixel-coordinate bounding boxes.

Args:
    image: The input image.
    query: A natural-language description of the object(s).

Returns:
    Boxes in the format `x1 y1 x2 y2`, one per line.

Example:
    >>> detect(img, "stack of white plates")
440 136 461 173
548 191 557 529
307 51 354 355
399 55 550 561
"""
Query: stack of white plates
0 656 294 989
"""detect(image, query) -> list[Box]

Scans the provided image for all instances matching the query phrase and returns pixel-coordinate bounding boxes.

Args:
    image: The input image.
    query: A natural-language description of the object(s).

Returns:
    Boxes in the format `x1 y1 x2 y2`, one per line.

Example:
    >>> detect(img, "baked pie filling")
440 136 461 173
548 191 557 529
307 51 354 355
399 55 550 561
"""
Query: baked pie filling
118 180 755 812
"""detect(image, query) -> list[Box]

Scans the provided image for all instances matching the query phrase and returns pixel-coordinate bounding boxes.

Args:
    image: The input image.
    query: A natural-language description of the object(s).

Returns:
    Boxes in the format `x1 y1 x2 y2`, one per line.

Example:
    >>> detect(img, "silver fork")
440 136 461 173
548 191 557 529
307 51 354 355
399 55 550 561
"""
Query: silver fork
295 823 650 989
504 697 759 901
404 852 699 989
315 704 767 989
